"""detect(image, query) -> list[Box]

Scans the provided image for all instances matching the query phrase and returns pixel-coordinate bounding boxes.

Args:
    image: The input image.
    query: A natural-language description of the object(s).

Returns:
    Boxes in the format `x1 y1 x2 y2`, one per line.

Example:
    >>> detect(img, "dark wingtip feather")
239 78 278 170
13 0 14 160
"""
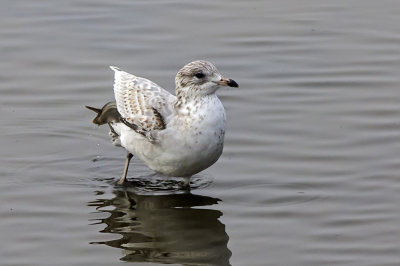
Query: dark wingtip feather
85 105 102 114
85 102 121 126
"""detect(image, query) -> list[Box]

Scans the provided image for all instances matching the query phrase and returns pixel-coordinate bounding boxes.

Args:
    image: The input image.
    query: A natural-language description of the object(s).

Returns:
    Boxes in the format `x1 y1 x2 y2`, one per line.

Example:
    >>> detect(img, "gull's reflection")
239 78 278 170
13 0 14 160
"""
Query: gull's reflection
89 188 231 266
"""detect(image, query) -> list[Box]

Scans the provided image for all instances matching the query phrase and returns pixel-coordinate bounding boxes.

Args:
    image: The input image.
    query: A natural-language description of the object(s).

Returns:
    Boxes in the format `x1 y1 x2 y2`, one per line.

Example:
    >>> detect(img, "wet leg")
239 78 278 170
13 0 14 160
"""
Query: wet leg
182 176 191 191
118 152 133 185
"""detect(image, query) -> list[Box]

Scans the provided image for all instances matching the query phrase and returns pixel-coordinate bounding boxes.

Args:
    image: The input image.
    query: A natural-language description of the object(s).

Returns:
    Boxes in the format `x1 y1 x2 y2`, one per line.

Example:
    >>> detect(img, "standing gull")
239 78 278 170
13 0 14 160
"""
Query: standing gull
86 60 238 186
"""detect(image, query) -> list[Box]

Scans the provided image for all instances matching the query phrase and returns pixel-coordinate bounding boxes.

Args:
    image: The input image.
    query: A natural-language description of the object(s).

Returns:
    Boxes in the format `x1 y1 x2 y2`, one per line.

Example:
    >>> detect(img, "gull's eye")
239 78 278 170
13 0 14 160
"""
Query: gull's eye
194 72 205 79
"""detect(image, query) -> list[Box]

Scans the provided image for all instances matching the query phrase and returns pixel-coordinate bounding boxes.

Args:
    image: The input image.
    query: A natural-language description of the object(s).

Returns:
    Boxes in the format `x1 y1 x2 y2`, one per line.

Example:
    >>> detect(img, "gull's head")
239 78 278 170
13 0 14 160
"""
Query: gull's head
175 60 238 96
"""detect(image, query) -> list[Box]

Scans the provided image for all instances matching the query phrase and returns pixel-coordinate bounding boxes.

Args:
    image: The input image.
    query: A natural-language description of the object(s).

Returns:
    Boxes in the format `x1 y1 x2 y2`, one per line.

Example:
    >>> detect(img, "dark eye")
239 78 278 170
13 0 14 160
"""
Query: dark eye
195 73 205 79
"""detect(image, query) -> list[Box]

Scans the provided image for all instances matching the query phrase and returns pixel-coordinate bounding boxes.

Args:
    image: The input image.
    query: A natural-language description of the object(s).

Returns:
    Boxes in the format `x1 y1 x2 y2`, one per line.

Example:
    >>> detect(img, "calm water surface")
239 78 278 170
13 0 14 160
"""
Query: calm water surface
1 1 400 265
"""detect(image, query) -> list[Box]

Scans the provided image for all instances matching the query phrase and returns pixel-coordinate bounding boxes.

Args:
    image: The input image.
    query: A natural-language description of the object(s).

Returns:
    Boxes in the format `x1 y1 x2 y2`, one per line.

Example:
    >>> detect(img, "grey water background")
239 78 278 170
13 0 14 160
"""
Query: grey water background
1 0 400 265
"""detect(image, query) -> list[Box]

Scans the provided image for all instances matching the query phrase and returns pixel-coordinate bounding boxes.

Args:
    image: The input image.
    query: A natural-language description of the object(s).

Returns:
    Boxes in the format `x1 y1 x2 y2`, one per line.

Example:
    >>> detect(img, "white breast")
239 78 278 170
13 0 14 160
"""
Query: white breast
121 95 226 177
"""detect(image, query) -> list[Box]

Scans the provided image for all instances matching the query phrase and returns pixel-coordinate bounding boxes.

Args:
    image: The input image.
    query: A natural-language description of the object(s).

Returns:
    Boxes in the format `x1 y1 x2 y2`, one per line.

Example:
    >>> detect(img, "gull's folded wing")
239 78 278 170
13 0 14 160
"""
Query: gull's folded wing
110 66 176 131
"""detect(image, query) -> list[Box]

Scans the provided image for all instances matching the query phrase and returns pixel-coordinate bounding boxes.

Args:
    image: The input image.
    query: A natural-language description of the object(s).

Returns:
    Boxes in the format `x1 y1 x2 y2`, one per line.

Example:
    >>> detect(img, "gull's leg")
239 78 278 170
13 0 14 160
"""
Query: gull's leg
118 152 133 185
182 176 191 191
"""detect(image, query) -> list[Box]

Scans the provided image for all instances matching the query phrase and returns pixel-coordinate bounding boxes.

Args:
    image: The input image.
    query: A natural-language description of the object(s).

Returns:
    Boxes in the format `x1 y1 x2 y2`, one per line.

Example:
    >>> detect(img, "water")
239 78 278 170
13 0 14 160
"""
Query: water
1 0 400 265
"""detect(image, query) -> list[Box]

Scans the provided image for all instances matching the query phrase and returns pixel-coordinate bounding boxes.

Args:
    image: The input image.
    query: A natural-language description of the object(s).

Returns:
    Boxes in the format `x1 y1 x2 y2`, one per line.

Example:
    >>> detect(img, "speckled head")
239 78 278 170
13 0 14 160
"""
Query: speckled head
175 60 238 97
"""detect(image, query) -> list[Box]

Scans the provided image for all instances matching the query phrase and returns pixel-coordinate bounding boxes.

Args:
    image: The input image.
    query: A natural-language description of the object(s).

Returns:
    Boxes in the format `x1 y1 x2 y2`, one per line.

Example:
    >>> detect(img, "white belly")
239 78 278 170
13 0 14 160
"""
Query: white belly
120 96 226 177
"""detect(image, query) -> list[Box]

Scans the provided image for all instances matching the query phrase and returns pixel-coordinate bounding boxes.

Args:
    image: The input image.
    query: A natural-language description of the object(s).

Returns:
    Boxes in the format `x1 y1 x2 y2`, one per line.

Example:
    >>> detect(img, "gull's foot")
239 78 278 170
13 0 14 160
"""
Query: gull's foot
117 178 127 185
181 176 191 192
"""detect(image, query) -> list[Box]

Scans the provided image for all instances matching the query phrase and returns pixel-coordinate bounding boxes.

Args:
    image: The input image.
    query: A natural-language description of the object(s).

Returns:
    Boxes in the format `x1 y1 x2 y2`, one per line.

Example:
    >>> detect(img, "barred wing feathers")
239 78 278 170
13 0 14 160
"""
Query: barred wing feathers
110 66 175 132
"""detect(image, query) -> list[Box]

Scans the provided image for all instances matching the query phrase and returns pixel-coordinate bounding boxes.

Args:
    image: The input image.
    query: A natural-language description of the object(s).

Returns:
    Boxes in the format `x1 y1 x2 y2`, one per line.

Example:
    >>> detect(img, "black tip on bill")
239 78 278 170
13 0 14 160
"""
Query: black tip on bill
227 79 239 88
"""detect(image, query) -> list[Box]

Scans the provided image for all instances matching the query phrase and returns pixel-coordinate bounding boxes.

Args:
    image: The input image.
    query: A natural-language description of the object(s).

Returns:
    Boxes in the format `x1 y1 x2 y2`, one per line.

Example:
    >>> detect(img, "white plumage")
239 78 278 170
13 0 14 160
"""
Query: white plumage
87 60 238 187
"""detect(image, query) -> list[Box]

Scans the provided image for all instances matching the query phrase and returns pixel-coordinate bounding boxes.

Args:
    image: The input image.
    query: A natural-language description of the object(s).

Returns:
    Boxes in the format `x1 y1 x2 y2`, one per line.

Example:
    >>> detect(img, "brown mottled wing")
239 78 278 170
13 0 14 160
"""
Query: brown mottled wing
110 66 175 132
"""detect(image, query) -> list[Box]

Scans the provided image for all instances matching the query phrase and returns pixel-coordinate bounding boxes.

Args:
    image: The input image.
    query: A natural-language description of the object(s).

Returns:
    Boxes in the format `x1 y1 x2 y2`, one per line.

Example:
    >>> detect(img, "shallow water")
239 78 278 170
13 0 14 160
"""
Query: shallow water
1 0 400 265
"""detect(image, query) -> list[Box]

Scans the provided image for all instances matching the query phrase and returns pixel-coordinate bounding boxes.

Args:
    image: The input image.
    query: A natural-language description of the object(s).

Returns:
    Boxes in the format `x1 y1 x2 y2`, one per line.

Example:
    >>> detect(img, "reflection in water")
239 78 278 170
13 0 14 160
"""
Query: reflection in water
89 188 231 265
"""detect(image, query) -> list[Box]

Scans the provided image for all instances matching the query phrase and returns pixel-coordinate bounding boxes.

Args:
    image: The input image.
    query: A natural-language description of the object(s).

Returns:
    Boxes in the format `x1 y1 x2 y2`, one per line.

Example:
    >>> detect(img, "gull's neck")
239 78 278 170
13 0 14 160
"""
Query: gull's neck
174 85 218 112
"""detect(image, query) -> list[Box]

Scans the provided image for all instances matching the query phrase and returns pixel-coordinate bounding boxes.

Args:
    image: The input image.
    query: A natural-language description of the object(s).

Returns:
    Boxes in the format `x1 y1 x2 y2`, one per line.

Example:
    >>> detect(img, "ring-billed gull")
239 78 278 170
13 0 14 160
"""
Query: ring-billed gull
86 60 238 186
